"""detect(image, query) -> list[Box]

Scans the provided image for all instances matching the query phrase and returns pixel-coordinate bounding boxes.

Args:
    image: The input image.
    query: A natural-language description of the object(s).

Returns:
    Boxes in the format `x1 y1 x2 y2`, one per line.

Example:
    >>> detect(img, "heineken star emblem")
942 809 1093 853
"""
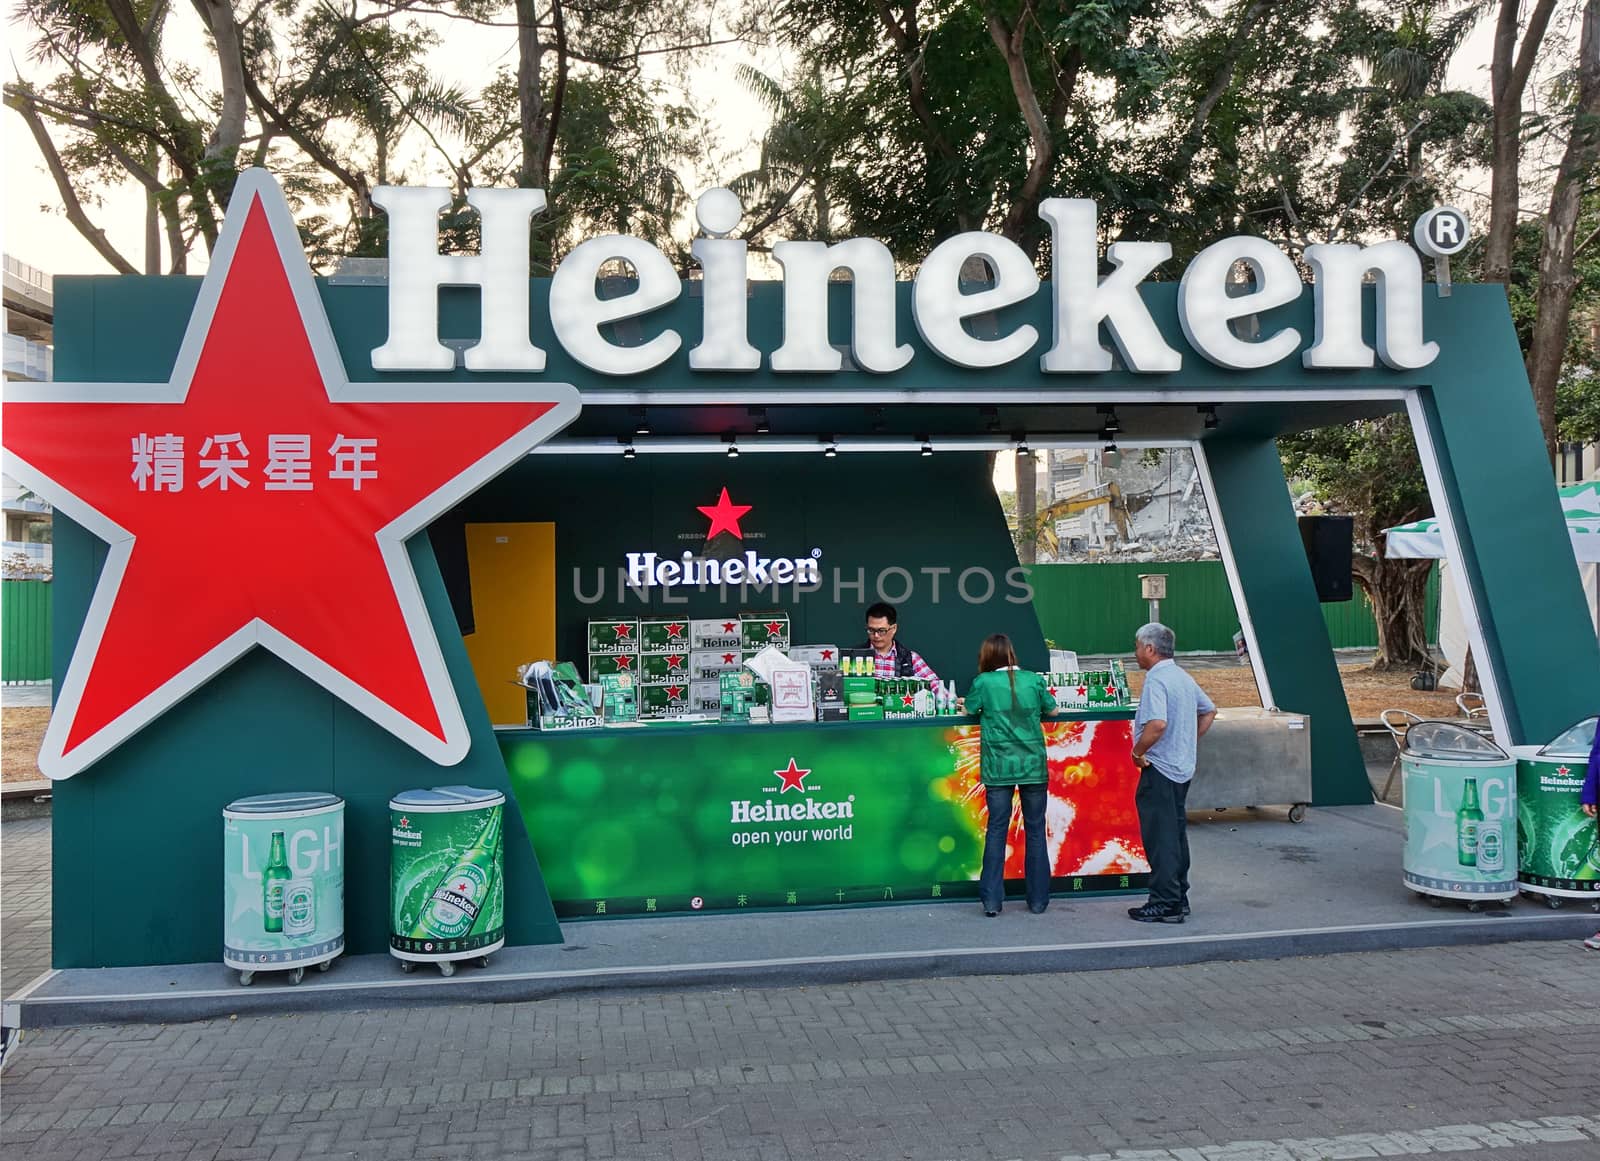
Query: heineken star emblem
697 487 753 540
1557 766 1571 777
820 649 834 660
615 656 633 670
722 653 737 664
399 816 410 828
775 758 811 793
665 684 685 700
721 621 736 632
665 622 685 638
666 654 684 668
0 169 579 778
901 694 915 707
613 622 633 638
764 621 784 636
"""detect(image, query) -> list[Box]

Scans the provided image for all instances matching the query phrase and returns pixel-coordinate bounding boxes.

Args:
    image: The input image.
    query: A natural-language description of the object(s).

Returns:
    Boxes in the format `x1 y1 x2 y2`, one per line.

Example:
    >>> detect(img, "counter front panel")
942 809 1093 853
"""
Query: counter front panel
498 712 1147 918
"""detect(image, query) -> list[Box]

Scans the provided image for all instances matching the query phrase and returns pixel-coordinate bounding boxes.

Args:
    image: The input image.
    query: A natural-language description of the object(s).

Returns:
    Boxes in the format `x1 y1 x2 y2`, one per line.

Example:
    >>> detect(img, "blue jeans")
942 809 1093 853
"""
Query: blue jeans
980 783 1050 912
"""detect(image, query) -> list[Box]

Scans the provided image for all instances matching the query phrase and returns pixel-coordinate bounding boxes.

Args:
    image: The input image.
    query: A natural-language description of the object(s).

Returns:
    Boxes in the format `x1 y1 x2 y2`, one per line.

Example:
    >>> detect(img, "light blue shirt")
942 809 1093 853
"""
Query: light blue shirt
1133 659 1216 784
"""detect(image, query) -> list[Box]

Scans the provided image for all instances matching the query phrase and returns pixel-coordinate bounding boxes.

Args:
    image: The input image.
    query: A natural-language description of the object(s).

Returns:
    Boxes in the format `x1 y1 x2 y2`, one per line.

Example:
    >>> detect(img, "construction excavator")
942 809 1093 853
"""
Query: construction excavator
1032 482 1159 558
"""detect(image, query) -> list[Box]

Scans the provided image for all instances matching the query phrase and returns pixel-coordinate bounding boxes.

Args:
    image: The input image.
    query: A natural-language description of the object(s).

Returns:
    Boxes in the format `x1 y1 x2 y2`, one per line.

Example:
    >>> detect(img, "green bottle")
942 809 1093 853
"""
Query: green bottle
409 810 504 941
1456 778 1484 867
262 830 291 933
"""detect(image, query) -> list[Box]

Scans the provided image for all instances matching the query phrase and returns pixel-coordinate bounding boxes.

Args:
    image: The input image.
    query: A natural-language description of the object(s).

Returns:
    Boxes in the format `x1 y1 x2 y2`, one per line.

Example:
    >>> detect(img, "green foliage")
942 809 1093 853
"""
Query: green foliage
1278 416 1432 551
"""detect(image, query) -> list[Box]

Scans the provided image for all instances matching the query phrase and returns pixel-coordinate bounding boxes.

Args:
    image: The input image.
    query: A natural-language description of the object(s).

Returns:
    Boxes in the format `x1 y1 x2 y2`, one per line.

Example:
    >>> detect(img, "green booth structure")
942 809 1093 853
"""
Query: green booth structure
8 170 1597 971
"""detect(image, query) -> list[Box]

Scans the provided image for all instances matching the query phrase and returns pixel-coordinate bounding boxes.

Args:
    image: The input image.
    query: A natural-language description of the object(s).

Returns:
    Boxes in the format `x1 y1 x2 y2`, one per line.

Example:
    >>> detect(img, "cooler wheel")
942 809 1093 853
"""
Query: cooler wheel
1288 804 1307 824
438 960 456 978
1467 901 1483 913
318 959 333 973
238 970 255 986
478 957 491 969
1548 896 1564 910
1591 900 1599 913
288 966 304 985
400 960 417 974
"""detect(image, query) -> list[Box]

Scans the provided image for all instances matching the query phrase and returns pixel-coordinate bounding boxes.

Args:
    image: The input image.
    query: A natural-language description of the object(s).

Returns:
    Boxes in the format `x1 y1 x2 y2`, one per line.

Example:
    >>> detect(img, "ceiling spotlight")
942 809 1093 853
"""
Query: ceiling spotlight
822 436 838 458
1099 425 1115 442
622 442 637 460
727 443 740 459
1016 437 1031 456
1201 405 1219 429
921 441 934 457
1098 405 1121 434
750 406 770 434
630 406 650 436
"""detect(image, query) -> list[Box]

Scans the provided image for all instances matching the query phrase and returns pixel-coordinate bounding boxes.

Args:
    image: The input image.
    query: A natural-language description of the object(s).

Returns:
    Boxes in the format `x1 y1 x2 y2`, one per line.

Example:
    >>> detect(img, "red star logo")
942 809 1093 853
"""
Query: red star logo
1076 686 1088 698
764 621 784 637
615 656 634 670
721 621 736 632
613 622 633 638
1 171 579 778
666 654 685 669
722 652 737 664
775 758 811 793
1557 766 1571 777
820 649 834 660
665 622 685 639
399 816 411 828
696 487 753 540
665 684 685 701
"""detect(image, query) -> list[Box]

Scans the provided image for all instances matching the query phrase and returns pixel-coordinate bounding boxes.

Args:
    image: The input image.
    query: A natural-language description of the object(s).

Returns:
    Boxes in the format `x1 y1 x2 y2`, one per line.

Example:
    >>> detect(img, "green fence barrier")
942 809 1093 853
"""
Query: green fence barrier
1027 561 1439 655
2 579 52 682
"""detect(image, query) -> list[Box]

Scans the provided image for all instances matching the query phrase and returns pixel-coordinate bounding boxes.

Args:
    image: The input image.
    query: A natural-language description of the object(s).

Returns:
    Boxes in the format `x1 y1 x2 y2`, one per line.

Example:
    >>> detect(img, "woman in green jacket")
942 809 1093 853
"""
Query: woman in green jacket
964 634 1057 916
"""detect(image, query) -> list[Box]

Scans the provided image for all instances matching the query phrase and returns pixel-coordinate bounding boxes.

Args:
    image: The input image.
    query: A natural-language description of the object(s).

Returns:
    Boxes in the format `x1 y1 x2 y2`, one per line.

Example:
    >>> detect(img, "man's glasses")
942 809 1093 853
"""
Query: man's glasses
866 626 893 636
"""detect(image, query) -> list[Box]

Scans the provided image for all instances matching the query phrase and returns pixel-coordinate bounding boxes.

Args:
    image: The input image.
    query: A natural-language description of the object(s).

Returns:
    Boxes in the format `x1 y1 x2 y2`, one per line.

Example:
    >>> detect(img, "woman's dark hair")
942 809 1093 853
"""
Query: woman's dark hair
977 634 1019 706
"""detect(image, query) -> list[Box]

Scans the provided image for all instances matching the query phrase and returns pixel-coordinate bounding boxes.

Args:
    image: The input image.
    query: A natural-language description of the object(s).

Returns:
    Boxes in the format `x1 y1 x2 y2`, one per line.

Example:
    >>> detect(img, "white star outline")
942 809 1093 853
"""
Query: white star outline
5 168 581 779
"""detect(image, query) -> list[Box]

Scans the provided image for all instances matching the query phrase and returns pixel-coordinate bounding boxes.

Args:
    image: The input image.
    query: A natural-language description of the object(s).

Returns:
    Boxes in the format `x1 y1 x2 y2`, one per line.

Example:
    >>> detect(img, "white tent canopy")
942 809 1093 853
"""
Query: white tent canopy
1383 482 1600 689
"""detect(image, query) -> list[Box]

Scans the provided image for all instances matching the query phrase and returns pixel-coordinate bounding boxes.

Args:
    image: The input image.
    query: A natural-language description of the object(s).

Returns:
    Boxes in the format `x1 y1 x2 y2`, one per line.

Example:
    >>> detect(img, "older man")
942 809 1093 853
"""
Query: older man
1128 622 1216 924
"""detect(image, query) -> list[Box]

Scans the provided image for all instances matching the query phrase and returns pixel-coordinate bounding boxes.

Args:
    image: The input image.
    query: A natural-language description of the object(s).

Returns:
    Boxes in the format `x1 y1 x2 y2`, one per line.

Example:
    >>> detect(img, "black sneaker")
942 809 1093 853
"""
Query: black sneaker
1127 901 1185 924
1181 900 1192 916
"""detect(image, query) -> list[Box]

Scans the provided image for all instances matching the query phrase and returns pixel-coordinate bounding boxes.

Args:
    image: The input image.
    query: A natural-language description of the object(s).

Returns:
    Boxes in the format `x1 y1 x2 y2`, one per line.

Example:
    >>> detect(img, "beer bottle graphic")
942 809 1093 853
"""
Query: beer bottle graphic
409 810 503 941
262 830 292 933
1456 778 1484 867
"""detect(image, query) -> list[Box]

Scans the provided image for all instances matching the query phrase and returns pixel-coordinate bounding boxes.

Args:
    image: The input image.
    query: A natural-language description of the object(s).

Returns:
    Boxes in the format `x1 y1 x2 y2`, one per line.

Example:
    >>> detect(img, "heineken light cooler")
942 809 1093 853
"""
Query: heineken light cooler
222 792 345 986
1512 716 1600 908
1400 722 1517 908
390 787 506 976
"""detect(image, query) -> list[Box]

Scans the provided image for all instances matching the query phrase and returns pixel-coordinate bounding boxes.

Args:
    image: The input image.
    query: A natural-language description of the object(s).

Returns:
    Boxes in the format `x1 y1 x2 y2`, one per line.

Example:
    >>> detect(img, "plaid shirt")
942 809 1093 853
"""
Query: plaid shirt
872 646 939 684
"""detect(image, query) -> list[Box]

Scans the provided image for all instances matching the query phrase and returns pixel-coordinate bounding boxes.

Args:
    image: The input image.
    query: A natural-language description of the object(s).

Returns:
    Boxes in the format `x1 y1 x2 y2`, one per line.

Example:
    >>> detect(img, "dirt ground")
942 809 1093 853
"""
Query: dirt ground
1125 661 1467 721
2 707 51 783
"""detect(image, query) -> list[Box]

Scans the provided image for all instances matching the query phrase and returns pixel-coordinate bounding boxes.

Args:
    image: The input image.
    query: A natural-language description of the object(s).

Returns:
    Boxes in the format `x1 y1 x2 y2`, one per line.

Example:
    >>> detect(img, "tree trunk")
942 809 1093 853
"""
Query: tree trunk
1353 553 1433 671
1015 450 1038 565
1527 0 1600 463
517 0 550 190
1485 0 1560 284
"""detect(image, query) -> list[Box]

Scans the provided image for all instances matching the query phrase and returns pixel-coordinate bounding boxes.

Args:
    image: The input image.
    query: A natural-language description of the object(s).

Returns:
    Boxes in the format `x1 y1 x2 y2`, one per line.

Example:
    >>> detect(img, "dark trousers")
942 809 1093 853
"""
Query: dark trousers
979 783 1050 912
1135 765 1191 908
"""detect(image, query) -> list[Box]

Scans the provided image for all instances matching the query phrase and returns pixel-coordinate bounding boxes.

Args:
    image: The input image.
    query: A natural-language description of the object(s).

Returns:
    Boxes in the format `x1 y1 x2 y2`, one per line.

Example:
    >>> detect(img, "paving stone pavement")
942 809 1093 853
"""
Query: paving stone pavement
1 815 51 1001
1 940 1596 1161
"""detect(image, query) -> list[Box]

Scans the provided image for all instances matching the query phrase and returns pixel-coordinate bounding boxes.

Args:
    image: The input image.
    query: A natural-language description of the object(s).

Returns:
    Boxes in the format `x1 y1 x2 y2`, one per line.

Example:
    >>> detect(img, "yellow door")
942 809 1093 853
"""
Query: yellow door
463 522 556 726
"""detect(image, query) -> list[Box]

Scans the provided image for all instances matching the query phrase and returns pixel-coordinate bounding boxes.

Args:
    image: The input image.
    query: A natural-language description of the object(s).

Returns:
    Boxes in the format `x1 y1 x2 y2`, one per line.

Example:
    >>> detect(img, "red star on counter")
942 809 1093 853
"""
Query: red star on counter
615 656 634 670
721 621 736 632
665 622 685 639
665 684 685 701
820 649 834 661
722 653 737 664
901 694 916 708
764 621 784 637
666 654 685 669
613 622 633 638
775 758 811 793
697 487 752 540
1 170 579 779
1076 685 1088 698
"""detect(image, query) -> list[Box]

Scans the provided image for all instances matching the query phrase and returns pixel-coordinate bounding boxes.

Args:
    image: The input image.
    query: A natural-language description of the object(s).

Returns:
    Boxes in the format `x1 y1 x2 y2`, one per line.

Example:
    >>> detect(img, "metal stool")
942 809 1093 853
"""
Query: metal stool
1379 708 1422 803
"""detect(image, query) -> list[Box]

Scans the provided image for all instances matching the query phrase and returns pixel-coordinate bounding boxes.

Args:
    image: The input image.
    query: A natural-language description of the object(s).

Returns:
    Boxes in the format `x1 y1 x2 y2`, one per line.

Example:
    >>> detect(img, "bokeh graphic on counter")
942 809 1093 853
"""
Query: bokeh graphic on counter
502 718 1147 917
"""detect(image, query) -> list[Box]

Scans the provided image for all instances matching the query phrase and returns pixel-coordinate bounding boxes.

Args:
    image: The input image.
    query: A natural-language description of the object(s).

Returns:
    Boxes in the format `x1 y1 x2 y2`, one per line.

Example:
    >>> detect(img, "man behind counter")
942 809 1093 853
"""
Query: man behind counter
862 602 939 684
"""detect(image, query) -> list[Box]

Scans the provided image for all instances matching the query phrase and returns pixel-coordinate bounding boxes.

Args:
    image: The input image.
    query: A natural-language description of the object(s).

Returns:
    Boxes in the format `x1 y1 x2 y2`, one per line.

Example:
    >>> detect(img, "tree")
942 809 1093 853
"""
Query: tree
1484 0 1561 286
1279 419 1436 670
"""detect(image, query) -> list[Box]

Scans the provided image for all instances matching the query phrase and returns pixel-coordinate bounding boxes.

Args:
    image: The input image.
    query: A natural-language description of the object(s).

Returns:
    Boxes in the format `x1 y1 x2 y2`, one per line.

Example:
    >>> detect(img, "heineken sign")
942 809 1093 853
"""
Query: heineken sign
625 487 822 589
375 185 1438 377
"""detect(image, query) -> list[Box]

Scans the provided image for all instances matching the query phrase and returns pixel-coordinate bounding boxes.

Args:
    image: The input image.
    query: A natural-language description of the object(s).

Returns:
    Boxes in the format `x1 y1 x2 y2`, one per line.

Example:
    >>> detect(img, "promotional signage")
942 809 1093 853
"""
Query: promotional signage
374 186 1439 377
501 717 1147 916
0 170 580 778
390 788 507 960
1402 757 1519 898
1517 756 1600 897
625 488 822 589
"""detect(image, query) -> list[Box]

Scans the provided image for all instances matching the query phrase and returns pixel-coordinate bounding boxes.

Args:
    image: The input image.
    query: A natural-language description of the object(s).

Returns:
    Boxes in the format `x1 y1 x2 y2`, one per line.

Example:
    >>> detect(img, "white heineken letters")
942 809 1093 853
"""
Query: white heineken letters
626 550 822 589
373 186 1441 375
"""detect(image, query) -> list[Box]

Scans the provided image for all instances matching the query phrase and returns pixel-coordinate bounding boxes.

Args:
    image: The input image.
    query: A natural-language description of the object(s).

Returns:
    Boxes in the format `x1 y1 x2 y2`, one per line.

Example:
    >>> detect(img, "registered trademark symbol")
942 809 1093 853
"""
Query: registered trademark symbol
810 548 822 558
1413 206 1469 257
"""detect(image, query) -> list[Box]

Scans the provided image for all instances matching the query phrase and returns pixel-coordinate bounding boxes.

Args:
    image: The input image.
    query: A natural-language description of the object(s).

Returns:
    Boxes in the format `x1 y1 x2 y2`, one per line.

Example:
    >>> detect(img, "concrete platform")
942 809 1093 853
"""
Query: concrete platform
8 803 1597 1029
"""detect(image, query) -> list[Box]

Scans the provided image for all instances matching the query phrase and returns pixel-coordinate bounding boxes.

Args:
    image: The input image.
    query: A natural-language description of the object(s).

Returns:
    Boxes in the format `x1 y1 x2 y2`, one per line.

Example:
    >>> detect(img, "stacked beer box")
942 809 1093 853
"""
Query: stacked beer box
588 615 791 720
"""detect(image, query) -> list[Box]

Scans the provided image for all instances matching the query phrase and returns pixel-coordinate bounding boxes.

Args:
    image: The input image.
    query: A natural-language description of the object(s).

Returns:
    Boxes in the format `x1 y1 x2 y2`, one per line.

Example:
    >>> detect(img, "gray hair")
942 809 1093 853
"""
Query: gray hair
1136 622 1176 658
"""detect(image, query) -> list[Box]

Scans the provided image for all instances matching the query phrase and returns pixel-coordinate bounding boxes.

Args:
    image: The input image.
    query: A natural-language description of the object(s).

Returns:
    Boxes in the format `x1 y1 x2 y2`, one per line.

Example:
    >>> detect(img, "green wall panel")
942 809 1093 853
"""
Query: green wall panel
2 579 52 681
1028 562 1441 655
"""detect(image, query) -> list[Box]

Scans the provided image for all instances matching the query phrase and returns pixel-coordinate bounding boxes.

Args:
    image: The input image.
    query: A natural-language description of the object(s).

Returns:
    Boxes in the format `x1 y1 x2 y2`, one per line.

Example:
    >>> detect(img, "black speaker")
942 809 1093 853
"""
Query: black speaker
1298 515 1354 603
